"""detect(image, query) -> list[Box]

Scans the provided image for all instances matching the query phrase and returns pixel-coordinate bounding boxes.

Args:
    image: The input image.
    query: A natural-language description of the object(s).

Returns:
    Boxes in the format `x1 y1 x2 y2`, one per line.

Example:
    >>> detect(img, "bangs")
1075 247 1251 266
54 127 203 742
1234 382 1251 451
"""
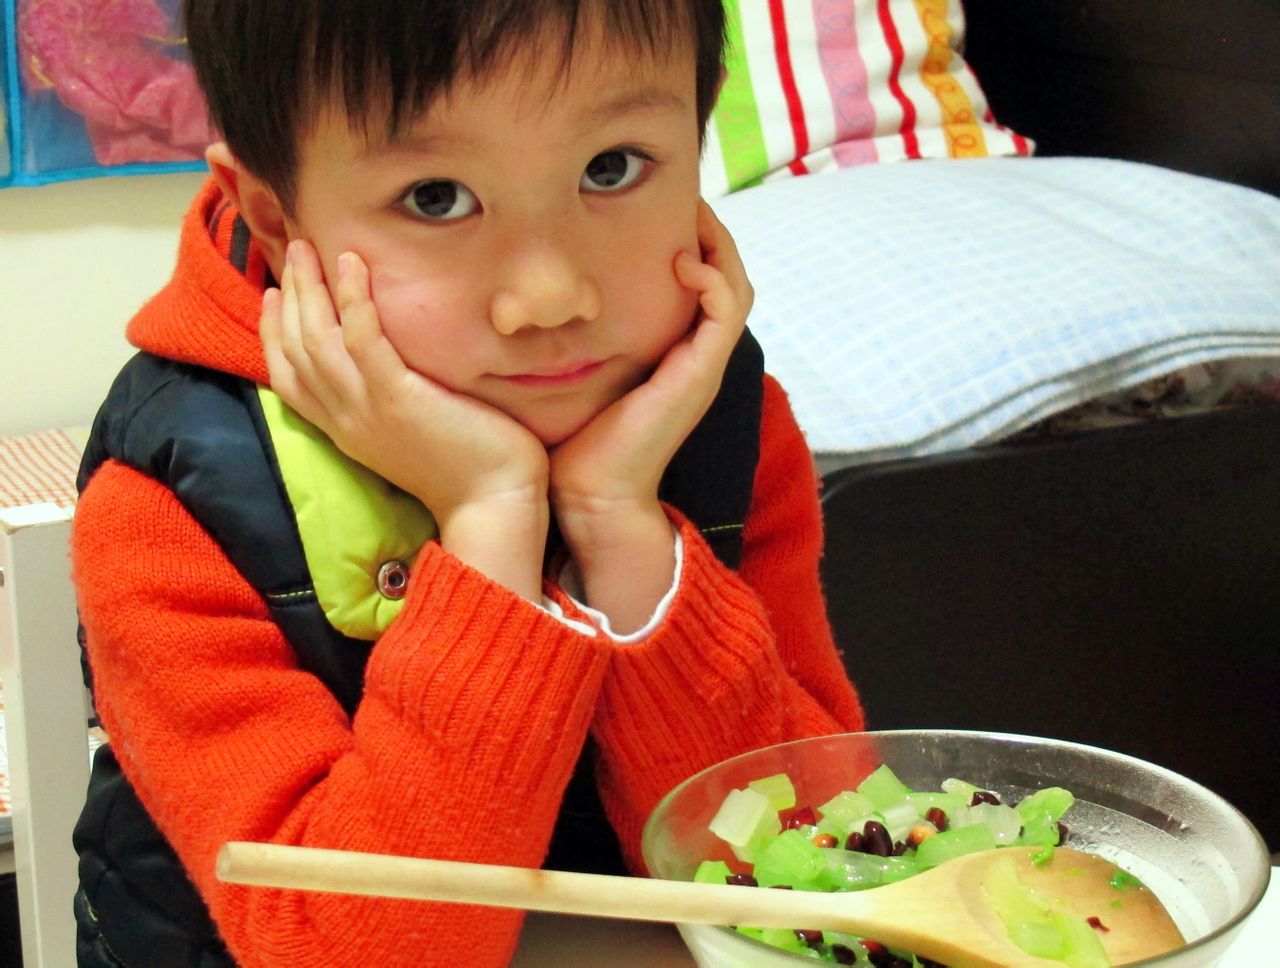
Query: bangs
324 0 703 134
185 0 725 206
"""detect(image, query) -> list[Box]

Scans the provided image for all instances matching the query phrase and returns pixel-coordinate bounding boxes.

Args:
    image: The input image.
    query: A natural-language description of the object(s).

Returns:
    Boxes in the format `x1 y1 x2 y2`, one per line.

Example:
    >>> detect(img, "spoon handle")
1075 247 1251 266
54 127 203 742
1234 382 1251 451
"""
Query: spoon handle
217 841 857 931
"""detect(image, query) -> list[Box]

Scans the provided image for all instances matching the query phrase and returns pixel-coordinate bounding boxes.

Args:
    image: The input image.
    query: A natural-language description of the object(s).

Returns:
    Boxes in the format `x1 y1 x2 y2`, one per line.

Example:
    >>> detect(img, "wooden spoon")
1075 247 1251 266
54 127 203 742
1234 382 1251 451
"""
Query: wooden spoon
217 842 1184 967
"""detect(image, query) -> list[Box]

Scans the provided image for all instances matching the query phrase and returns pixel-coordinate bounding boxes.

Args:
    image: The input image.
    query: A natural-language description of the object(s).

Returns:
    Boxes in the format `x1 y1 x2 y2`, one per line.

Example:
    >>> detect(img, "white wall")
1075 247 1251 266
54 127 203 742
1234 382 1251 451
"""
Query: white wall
0 171 207 437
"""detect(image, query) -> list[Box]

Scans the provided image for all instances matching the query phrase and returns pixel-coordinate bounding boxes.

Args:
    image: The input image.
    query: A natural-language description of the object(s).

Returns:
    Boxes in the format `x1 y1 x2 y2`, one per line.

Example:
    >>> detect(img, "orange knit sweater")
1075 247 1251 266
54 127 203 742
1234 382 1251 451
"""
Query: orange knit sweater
72 180 865 967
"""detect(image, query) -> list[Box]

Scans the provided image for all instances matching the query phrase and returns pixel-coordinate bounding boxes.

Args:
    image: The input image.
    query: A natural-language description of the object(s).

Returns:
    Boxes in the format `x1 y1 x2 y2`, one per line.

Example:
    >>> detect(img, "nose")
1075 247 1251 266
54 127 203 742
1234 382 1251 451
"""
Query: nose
489 233 602 335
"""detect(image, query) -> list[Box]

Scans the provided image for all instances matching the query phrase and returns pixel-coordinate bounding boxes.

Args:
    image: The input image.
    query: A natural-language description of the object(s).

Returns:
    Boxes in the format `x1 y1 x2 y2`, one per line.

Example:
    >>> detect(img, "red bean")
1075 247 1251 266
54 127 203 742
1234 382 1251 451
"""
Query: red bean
785 805 817 829
861 820 893 856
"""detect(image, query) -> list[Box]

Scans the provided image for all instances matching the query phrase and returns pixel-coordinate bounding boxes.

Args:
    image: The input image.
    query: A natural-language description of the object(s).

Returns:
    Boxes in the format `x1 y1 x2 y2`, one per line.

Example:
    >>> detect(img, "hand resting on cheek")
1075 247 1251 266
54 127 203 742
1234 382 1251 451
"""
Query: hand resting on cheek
259 239 550 602
549 200 755 632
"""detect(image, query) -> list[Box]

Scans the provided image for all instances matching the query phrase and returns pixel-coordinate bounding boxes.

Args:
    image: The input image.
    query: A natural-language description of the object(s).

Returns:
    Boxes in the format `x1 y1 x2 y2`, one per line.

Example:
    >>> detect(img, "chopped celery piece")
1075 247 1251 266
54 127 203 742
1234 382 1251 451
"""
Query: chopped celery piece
1016 811 1063 847
856 764 913 810
984 853 1057 926
708 786 779 863
940 776 982 800
748 772 798 812
819 790 876 825
946 803 975 829
881 801 921 843
693 860 734 885
906 791 966 817
969 802 1022 845
818 848 885 891
818 850 919 890
815 815 849 840
1032 845 1056 867
818 811 878 842
790 823 822 842
1010 920 1068 959
760 927 808 953
1016 787 1075 824
877 855 922 884
915 822 996 868
753 829 826 888
986 856 1111 968
1109 869 1144 891
1053 910 1111 968
818 849 870 889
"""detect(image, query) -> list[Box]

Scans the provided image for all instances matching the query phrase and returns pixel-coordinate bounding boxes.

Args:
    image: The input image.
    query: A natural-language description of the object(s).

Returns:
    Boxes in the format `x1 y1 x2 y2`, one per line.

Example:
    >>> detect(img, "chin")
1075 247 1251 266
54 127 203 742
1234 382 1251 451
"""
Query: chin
525 412 595 448
533 424 581 448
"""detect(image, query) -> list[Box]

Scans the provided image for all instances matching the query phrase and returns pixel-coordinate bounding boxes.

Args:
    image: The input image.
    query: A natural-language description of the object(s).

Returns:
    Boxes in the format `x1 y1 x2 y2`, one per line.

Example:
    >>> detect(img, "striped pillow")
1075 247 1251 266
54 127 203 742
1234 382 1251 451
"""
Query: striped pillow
701 0 1033 197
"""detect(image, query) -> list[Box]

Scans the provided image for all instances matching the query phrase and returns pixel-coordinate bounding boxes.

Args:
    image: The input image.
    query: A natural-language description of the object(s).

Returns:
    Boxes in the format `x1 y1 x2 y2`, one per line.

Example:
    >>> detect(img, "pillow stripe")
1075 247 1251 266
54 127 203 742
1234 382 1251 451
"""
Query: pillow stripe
737 1 803 177
714 0 771 190
876 0 922 158
812 1 880 167
767 0 812 175
916 0 987 156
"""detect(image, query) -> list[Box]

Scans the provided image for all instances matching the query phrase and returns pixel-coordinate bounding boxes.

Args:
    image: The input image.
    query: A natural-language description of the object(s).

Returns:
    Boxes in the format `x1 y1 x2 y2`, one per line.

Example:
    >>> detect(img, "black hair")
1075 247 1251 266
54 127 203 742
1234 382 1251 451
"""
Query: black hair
183 0 726 209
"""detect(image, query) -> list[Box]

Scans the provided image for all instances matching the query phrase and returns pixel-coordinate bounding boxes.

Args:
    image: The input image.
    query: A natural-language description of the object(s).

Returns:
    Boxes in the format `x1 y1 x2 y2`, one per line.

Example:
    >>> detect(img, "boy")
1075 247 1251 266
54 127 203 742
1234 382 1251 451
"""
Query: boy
70 1 865 965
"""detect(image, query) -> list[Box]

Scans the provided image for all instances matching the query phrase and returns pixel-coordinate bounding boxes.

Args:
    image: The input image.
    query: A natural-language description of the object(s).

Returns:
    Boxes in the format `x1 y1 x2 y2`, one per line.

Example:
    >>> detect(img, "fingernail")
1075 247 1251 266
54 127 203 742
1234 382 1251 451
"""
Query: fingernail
337 252 352 281
285 239 297 266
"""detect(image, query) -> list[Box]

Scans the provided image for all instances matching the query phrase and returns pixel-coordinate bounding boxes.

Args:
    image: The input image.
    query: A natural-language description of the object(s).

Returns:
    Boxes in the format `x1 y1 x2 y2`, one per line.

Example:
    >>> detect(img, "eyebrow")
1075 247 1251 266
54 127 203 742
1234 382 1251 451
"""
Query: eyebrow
365 86 689 159
580 87 690 130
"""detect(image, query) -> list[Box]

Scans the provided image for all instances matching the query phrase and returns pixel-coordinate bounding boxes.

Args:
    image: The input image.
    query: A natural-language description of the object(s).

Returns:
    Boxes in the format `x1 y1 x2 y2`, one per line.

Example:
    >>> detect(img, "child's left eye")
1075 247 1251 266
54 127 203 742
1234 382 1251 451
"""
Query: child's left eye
580 149 651 193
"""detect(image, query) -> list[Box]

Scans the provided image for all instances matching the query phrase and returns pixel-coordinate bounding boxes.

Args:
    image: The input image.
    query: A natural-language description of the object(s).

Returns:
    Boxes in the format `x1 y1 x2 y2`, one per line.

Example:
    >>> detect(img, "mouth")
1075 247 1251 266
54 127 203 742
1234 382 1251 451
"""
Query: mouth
497 360 605 388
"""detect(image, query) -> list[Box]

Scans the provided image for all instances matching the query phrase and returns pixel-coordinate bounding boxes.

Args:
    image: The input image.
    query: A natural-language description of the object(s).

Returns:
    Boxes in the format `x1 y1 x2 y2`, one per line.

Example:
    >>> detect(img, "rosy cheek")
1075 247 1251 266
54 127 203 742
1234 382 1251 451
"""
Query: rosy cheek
367 276 472 378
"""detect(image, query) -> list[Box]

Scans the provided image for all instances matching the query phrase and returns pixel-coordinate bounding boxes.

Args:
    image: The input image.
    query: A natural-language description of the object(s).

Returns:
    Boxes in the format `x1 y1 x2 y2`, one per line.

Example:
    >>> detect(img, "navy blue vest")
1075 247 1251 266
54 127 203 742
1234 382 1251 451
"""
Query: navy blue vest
72 332 763 966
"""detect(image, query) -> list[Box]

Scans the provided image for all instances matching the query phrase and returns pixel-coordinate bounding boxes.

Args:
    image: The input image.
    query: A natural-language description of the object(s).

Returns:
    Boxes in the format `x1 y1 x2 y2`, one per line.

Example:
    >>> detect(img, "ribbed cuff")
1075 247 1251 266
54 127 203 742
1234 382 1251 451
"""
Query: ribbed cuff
365 541 612 767
592 511 792 784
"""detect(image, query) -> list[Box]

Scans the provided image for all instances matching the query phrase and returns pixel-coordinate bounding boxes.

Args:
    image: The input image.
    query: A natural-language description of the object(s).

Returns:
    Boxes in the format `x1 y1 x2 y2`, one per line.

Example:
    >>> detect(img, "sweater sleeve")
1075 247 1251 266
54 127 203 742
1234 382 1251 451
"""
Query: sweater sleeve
73 459 612 968
590 374 866 869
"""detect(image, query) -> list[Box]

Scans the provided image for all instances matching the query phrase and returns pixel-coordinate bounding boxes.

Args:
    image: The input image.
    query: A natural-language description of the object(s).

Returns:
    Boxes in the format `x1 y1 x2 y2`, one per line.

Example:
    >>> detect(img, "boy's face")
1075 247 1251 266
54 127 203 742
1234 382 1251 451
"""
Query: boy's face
284 26 704 446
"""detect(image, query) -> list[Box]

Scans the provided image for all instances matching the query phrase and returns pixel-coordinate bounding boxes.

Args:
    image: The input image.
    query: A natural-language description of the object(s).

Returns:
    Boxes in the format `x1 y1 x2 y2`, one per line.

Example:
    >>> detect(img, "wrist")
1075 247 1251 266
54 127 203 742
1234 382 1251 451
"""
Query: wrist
555 499 675 634
436 488 550 601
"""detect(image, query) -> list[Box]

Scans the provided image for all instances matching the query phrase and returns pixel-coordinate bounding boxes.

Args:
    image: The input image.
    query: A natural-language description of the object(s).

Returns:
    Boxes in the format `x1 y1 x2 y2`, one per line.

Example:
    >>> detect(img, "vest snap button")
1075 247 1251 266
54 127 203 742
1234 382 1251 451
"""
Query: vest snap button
376 560 410 600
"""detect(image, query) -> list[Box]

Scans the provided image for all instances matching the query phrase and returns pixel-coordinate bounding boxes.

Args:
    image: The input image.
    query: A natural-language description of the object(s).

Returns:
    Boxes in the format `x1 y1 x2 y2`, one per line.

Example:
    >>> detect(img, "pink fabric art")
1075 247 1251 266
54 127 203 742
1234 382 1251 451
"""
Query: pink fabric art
19 0 214 165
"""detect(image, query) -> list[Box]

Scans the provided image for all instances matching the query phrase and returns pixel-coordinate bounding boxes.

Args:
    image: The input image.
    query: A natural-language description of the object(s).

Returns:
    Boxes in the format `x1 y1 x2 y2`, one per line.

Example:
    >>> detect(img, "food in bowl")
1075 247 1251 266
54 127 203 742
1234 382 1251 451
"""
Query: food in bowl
693 764 1173 966
641 731 1271 968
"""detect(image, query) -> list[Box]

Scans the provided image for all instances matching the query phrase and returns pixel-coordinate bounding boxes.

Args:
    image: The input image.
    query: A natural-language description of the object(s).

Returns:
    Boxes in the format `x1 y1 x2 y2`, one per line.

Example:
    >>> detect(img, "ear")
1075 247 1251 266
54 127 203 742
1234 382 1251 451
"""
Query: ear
205 142 291 279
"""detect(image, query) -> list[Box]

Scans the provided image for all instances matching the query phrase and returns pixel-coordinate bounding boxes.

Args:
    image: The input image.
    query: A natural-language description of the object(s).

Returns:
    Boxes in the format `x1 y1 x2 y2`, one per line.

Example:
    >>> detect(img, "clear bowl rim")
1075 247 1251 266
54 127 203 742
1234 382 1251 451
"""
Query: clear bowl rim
640 729 1272 967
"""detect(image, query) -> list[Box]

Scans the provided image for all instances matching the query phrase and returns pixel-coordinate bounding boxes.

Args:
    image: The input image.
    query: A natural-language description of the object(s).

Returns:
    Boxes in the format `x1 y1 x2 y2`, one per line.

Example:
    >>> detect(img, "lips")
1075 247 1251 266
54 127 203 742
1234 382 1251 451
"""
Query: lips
499 360 605 388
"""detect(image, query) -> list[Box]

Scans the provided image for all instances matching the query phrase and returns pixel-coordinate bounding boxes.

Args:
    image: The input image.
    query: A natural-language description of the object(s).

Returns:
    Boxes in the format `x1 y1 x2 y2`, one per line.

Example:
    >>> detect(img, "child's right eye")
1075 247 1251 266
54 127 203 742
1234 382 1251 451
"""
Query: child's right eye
401 180 480 221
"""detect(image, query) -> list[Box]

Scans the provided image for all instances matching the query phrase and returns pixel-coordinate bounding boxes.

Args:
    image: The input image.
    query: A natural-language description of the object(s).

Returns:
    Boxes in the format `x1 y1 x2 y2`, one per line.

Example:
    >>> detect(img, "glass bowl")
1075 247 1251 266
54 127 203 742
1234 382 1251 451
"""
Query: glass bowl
641 730 1270 967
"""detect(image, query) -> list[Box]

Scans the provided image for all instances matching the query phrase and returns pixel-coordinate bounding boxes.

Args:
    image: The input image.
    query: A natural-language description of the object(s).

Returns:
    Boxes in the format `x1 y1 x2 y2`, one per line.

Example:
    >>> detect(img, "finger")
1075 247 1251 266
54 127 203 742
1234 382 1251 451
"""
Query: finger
675 252 744 336
283 240 366 404
259 287 329 424
288 240 343 363
695 200 753 311
332 252 417 396
259 286 287 382
672 256 746 370
333 253 389 363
